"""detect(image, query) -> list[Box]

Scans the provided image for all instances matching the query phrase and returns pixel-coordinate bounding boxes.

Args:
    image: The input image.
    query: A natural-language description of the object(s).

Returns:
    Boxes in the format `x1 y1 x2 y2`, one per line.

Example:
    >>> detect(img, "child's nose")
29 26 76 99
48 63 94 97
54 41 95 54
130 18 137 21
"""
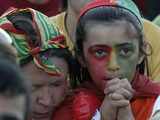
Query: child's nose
38 86 52 107
107 51 120 72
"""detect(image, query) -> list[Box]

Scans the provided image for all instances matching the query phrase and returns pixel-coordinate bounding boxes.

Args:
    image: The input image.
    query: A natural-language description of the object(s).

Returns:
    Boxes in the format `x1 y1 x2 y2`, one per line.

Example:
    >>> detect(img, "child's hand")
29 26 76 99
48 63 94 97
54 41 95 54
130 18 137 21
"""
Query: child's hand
104 78 134 101
118 105 135 120
100 78 134 120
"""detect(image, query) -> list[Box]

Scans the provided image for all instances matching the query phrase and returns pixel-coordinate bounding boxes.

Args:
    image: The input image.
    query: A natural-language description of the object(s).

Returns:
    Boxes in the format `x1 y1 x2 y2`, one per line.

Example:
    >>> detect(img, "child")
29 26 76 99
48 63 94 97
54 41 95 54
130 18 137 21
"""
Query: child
50 0 160 82
53 0 160 120
0 8 77 120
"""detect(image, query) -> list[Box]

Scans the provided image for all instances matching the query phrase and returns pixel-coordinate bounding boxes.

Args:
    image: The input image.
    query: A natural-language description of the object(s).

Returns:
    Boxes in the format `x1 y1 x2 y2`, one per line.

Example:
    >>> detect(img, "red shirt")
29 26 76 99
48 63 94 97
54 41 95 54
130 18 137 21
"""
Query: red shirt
0 0 62 16
52 74 160 120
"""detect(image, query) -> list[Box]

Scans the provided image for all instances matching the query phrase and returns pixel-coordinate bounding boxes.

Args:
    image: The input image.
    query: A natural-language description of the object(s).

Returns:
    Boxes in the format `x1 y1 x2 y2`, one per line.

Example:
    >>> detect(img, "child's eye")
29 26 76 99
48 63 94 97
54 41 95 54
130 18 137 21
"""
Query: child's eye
119 48 133 57
94 49 108 58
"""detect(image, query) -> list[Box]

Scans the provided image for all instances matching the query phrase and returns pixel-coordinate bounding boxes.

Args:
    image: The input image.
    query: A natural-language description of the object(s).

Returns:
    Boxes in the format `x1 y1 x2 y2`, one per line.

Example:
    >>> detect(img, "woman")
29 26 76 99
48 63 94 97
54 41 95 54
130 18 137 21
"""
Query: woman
0 8 77 120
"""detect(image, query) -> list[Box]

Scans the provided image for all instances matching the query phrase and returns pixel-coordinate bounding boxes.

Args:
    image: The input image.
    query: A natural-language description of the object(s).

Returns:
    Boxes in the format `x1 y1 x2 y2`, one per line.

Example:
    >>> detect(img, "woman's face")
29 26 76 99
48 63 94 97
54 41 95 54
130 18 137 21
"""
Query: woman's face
22 57 69 120
82 21 141 91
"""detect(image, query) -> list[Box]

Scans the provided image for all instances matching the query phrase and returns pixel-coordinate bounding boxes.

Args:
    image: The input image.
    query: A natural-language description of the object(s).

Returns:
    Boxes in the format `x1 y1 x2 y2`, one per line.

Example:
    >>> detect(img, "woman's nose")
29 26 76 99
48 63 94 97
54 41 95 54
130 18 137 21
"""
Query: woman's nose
37 86 52 107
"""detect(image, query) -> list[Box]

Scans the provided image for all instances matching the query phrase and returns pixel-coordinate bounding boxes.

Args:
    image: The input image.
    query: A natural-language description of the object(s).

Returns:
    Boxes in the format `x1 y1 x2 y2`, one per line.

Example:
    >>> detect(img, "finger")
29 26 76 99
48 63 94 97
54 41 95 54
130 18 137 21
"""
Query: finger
104 78 121 94
115 88 133 100
111 99 130 107
120 78 134 93
108 93 124 100
107 78 120 86
104 83 121 94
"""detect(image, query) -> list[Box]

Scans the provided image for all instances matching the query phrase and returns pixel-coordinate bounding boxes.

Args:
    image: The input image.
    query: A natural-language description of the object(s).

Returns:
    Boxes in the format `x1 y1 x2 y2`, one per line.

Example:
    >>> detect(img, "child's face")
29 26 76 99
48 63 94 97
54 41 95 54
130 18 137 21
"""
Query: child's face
82 21 141 91
22 57 69 120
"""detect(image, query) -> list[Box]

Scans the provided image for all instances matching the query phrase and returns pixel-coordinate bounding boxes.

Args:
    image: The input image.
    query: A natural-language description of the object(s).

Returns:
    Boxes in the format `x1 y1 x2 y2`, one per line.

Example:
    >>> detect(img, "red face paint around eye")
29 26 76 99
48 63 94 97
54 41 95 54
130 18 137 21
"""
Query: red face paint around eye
86 45 112 91
88 45 112 61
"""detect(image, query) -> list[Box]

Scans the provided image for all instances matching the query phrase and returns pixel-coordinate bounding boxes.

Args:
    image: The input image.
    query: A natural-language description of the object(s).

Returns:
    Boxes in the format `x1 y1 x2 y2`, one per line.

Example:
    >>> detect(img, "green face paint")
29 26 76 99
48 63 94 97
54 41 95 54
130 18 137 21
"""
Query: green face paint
113 42 139 81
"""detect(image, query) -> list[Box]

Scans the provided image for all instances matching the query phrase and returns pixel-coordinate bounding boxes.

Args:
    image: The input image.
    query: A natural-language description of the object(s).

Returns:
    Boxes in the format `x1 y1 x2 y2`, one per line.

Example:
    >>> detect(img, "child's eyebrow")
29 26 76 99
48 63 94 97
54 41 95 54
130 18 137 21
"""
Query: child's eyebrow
115 42 134 48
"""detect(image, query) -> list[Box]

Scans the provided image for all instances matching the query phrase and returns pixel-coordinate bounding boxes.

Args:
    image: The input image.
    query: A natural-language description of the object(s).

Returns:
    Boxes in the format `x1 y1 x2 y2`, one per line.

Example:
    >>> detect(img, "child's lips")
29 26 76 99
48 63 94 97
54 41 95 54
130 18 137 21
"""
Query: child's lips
103 77 114 81
103 75 122 81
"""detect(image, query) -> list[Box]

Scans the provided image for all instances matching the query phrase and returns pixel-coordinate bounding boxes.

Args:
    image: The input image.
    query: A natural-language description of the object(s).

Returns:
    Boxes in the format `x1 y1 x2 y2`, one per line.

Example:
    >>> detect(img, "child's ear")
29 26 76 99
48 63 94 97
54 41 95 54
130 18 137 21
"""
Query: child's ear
138 40 148 64
77 55 87 68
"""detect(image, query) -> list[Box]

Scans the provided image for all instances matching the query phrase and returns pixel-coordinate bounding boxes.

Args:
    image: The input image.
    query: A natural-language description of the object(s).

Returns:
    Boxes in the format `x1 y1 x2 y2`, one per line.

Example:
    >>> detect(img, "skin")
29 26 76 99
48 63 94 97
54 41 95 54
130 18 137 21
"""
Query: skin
81 21 143 120
22 57 69 120
0 95 25 120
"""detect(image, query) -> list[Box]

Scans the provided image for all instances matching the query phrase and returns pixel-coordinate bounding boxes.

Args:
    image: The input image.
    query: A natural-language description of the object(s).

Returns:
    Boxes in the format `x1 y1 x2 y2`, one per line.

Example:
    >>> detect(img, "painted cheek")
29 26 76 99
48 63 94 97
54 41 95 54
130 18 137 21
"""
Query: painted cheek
86 47 112 90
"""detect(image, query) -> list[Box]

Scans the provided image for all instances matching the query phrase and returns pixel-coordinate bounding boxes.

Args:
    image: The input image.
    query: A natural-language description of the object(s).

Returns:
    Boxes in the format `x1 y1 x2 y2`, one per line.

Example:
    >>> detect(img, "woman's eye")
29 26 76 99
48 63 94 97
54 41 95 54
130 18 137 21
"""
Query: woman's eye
94 49 108 58
50 82 62 87
32 85 42 91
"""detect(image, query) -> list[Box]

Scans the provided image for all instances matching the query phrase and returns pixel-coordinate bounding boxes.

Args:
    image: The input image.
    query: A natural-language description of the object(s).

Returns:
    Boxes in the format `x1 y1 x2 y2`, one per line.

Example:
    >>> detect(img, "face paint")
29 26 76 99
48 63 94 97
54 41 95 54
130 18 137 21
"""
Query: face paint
85 45 112 90
83 22 140 91
88 45 112 62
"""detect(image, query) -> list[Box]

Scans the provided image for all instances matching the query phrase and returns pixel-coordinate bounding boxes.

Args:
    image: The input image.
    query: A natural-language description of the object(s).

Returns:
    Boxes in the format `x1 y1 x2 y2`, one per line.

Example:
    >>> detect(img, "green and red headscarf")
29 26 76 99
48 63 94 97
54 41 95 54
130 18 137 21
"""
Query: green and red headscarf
79 0 142 28
0 8 67 75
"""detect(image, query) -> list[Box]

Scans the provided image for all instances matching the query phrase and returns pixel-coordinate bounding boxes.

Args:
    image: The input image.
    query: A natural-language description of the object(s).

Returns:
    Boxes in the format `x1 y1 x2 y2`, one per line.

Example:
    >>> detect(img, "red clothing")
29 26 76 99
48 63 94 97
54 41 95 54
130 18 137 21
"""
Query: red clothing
53 88 101 120
52 74 160 120
131 97 156 120
0 0 62 16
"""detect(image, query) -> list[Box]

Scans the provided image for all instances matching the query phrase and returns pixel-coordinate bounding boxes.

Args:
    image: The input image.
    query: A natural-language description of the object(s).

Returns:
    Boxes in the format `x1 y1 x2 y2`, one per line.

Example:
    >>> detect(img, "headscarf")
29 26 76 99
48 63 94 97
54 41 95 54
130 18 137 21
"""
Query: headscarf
78 0 142 28
0 8 67 75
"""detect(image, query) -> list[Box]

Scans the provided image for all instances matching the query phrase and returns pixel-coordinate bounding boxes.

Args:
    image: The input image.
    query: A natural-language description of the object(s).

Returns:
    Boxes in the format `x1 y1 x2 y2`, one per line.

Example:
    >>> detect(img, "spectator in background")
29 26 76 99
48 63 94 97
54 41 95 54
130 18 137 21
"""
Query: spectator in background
50 0 93 52
0 59 30 120
0 0 63 17
0 28 17 63
0 26 30 120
